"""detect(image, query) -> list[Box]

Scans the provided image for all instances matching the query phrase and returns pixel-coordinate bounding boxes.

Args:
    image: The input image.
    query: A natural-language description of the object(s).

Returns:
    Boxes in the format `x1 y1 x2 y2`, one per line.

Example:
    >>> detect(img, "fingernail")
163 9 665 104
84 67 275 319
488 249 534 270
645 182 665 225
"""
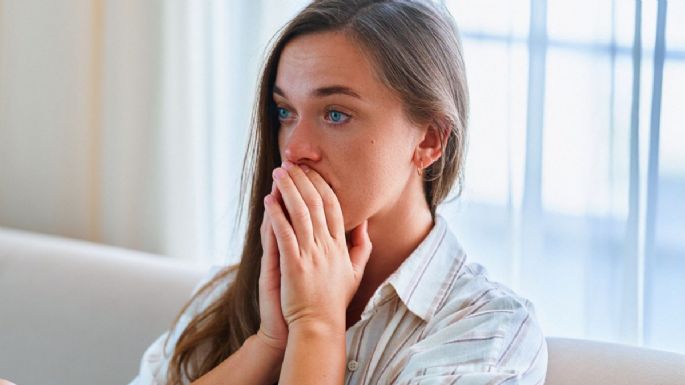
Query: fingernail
300 164 310 172
273 168 286 180
264 194 273 204
282 161 294 170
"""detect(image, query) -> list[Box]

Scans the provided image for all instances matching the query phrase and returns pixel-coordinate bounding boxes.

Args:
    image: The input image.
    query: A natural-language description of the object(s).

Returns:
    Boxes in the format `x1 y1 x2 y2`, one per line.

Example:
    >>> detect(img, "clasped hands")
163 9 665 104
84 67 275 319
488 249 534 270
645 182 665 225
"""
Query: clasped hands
257 161 372 352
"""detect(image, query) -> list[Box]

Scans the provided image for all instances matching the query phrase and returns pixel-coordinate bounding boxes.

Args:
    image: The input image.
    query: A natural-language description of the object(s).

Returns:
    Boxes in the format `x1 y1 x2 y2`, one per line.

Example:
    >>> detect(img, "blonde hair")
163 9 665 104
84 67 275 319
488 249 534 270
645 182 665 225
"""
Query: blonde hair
165 1 468 383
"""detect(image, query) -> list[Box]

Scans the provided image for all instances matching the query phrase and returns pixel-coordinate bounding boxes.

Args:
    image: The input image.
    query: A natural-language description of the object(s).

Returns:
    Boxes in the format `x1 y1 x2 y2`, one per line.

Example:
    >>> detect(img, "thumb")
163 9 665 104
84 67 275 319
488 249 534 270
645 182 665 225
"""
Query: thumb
348 219 372 276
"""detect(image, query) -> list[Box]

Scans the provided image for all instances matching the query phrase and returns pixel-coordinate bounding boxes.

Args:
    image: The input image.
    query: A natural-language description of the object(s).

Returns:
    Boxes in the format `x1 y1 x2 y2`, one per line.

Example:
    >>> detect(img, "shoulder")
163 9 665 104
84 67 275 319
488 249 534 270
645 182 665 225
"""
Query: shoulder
404 262 547 381
438 262 537 321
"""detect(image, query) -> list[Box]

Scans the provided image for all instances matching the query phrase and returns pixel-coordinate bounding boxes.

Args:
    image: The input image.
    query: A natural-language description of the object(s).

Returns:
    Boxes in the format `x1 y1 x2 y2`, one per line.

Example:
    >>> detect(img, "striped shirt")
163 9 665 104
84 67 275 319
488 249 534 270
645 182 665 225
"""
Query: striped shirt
129 215 547 385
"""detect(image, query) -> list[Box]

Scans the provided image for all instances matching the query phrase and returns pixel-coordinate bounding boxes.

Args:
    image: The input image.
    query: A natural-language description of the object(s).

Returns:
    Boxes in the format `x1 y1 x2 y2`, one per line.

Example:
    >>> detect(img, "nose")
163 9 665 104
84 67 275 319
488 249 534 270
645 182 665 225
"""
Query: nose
281 118 322 164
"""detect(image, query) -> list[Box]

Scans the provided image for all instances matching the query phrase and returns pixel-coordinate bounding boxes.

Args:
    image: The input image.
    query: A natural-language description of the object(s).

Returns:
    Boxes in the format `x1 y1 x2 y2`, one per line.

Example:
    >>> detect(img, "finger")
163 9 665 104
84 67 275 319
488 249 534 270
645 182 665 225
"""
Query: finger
264 193 300 261
270 178 284 206
304 169 345 240
260 198 279 290
348 219 372 276
261 181 278 252
283 162 329 239
261 211 278 270
273 167 315 247
264 181 281 260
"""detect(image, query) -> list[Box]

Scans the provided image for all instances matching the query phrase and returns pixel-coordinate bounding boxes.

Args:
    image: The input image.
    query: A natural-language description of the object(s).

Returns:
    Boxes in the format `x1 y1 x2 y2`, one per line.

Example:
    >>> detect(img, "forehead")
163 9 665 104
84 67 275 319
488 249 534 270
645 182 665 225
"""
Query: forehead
274 31 384 98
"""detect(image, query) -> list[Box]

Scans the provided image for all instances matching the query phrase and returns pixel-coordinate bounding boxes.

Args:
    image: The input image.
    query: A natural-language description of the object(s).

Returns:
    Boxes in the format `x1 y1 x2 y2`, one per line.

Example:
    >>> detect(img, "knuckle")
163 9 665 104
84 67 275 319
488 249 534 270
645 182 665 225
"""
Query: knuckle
291 207 310 221
320 187 336 201
323 197 337 211
306 195 324 209
279 229 297 244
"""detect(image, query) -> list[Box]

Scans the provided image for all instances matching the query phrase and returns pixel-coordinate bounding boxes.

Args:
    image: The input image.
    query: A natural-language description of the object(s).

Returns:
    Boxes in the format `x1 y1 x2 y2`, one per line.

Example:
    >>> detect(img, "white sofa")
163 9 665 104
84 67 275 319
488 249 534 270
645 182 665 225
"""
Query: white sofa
1 227 684 385
0 228 206 385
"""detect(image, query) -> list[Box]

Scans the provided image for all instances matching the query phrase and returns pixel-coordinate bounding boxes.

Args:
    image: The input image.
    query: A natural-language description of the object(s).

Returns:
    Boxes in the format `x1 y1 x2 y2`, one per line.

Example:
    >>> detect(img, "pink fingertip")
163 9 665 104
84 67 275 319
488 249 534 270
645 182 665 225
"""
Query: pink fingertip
273 168 286 180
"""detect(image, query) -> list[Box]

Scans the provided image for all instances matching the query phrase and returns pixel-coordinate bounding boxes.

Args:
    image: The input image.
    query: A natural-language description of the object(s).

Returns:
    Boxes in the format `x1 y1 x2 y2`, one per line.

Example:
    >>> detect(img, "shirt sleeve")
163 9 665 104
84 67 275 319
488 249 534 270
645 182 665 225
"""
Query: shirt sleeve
127 265 229 385
391 292 548 385
126 331 173 385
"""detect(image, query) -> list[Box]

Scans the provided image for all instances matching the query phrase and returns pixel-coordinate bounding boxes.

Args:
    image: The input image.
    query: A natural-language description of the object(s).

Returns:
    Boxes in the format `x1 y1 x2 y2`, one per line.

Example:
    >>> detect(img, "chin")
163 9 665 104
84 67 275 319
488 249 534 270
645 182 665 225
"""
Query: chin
342 212 357 233
342 208 374 233
343 217 354 233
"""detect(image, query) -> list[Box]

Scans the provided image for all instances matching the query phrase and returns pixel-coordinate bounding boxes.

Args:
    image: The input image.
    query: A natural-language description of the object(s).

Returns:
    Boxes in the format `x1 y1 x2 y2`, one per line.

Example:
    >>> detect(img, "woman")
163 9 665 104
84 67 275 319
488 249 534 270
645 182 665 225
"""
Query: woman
130 1 547 384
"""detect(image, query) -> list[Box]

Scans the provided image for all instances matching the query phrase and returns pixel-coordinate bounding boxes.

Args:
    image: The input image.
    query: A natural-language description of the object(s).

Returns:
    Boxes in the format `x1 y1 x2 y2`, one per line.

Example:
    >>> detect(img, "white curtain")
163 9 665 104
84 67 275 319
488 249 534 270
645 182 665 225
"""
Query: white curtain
0 0 682 354
160 0 316 264
439 0 684 353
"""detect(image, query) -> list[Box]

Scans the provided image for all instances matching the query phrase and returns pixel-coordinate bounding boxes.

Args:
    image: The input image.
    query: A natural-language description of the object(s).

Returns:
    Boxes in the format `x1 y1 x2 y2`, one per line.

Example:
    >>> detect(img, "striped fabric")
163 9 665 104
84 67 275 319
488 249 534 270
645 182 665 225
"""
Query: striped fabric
129 215 547 385
342 215 547 385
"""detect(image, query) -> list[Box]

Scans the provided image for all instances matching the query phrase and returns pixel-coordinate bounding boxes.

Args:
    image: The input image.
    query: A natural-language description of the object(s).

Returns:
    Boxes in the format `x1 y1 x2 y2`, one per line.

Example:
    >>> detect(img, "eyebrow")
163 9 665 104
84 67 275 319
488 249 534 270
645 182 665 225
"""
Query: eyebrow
273 85 362 100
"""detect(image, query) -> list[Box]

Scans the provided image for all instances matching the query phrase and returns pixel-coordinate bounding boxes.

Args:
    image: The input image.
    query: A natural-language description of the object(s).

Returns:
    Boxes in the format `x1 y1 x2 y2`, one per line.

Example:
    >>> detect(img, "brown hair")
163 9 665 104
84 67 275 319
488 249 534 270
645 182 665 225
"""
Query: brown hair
165 1 468 383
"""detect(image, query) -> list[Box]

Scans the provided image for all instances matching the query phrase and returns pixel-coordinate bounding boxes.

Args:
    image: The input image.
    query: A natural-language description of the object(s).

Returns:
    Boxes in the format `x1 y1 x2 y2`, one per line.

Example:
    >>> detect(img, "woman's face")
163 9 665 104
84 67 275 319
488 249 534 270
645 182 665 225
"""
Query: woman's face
274 32 424 231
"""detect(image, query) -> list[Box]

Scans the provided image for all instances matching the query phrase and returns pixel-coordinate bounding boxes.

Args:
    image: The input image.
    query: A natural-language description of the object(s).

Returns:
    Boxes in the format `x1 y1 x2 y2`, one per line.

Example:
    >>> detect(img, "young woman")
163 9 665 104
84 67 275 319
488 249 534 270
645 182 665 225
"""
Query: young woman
130 1 547 384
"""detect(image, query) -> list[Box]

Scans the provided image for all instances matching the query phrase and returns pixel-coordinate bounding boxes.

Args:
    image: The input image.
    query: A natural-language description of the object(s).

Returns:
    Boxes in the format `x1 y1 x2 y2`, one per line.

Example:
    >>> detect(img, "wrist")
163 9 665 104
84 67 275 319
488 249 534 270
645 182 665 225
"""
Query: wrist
278 317 347 385
252 329 288 355
288 316 346 339
246 332 286 384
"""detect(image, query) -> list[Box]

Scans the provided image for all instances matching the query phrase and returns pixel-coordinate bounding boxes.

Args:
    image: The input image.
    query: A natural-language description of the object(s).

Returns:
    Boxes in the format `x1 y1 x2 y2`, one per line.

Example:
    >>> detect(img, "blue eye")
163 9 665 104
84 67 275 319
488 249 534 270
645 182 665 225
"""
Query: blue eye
326 110 349 124
277 107 291 120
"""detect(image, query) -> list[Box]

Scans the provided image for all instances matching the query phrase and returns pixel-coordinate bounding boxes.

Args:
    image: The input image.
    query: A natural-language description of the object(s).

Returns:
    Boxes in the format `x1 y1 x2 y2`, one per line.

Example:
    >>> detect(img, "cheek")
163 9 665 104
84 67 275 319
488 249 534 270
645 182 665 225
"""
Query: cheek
326 111 417 226
333 144 408 225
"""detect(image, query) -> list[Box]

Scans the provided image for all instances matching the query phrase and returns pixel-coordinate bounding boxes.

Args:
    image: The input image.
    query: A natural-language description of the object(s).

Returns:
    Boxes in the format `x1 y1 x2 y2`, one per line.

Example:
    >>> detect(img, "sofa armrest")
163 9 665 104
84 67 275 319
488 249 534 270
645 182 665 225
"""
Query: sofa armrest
0 228 208 385
546 337 685 385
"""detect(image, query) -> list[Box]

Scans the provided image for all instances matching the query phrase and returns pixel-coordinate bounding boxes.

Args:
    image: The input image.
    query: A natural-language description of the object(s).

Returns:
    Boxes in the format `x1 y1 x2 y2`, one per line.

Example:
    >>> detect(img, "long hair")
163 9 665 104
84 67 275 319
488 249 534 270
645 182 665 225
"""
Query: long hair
165 1 469 383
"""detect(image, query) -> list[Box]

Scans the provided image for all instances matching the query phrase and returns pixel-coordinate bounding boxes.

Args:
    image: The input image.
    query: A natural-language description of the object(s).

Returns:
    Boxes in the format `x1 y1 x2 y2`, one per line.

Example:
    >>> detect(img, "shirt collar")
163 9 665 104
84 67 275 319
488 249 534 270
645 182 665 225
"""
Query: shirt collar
369 214 467 322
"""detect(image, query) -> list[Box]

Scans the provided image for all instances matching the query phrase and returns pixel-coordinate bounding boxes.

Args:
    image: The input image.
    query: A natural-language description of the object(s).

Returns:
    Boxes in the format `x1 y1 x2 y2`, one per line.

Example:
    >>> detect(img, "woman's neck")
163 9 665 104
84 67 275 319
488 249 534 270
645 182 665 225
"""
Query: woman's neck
346 185 435 328
364 203 434 288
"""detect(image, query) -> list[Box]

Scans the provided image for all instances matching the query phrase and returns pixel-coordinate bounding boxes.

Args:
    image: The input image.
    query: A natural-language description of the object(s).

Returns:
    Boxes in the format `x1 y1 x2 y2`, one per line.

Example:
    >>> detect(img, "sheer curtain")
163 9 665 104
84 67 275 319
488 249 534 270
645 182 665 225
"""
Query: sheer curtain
184 0 684 353
439 0 684 353
161 1 313 263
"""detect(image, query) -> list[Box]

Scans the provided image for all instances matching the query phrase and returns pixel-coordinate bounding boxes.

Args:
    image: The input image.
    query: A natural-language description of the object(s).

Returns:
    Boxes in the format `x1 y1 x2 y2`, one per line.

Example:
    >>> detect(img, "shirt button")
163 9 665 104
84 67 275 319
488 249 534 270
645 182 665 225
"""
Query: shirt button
347 360 359 371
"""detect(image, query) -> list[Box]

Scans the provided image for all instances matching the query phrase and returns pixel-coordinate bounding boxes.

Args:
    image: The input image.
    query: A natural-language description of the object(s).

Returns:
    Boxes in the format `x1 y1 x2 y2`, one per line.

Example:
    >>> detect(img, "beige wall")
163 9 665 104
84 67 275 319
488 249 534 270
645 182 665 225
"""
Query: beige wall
0 0 169 255
0 0 99 239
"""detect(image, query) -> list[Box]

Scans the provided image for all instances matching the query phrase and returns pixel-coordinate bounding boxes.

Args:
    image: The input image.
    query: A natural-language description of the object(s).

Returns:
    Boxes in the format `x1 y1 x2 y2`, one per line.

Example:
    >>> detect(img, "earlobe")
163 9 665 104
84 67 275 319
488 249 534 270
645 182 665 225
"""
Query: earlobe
417 158 424 177
414 120 446 170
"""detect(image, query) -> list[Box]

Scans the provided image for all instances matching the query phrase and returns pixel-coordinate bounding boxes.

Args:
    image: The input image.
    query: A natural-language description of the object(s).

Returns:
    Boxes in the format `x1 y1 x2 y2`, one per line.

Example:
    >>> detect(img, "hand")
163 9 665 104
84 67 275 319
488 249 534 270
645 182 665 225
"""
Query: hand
264 162 372 331
257 182 289 351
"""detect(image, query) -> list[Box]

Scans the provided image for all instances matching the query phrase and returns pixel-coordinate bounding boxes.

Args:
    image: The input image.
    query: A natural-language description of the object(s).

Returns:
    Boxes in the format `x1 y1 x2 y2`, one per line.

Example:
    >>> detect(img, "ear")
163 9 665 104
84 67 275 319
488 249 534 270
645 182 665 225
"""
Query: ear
413 119 447 173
